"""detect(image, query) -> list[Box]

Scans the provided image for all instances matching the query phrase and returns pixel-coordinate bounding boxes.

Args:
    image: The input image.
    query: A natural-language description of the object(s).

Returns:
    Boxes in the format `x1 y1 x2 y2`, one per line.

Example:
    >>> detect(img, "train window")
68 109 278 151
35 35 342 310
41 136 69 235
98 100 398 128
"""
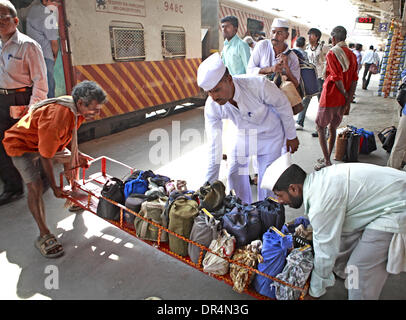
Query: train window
247 18 264 36
110 22 145 61
161 26 186 59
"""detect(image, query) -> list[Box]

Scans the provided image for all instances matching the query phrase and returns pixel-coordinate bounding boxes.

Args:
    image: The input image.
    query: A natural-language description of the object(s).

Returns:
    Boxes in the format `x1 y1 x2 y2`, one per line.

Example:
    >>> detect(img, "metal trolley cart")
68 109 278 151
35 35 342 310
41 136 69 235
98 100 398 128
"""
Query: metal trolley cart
60 156 310 300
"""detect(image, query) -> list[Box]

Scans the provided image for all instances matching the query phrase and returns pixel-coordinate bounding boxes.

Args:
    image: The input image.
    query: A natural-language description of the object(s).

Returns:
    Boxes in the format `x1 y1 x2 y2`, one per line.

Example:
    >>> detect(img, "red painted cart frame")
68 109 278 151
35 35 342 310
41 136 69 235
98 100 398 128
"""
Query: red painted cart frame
60 156 309 300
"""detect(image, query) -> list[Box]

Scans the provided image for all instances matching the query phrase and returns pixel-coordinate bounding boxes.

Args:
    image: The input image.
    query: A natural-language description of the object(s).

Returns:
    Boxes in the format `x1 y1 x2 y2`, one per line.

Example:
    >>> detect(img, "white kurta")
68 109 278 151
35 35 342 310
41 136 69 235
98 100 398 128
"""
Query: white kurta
303 163 406 297
246 39 301 84
204 75 296 202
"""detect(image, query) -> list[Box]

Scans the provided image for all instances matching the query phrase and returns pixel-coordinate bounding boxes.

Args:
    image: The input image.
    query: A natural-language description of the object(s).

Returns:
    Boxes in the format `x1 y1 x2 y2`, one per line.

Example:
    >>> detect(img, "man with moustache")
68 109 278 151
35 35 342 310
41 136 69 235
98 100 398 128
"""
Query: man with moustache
2 81 107 258
198 52 299 204
261 153 406 300
247 18 300 88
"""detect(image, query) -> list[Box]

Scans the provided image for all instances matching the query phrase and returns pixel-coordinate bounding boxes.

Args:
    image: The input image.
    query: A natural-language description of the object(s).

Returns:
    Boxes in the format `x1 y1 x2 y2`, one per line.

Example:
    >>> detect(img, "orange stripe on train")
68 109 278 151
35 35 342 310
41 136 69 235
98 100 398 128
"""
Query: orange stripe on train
73 58 201 119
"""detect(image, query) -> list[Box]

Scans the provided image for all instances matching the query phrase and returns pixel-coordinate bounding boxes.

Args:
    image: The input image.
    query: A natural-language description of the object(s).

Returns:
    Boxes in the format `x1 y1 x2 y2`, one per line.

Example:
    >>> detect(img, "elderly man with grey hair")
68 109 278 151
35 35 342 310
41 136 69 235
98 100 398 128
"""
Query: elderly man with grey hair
314 25 358 171
2 80 107 259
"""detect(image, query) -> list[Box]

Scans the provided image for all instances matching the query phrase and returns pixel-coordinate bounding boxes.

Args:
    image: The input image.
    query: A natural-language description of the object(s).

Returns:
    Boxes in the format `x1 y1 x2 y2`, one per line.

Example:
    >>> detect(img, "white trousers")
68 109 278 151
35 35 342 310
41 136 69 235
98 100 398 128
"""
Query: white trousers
227 152 280 204
388 114 406 169
333 228 393 300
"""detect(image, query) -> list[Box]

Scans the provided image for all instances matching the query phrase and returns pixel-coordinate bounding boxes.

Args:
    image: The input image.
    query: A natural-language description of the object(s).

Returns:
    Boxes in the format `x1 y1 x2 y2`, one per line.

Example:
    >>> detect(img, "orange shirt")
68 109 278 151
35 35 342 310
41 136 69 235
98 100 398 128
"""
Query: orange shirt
3 103 85 158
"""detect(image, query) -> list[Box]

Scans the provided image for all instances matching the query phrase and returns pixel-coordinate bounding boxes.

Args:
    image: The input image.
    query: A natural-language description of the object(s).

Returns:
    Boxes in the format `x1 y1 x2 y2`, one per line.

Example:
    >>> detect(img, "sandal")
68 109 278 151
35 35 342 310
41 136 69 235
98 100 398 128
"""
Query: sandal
68 204 84 212
35 234 64 258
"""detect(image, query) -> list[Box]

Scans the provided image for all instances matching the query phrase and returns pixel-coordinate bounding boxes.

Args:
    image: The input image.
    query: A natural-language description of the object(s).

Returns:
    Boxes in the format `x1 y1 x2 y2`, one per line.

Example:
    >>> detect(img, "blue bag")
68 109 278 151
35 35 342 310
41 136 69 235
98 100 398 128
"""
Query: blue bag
348 126 377 154
124 171 149 199
290 49 320 97
252 198 285 235
300 64 320 96
281 216 310 235
222 204 262 248
253 228 293 299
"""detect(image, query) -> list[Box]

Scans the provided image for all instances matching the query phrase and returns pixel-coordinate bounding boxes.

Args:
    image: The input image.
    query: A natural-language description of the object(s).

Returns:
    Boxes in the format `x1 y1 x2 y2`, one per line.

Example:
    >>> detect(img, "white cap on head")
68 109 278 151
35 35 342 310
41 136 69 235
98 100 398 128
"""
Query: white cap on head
271 18 289 29
261 152 292 191
197 52 226 91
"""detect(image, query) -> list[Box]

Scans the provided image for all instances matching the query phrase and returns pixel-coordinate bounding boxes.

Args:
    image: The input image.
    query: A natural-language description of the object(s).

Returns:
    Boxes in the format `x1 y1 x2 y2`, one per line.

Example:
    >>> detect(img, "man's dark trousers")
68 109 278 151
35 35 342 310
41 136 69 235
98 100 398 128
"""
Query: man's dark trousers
362 63 372 89
0 89 31 195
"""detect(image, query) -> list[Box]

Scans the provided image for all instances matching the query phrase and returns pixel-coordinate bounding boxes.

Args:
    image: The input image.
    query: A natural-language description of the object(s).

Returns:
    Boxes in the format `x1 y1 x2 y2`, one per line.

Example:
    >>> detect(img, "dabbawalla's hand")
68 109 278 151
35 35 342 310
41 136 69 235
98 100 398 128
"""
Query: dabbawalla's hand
286 137 299 153
78 152 93 169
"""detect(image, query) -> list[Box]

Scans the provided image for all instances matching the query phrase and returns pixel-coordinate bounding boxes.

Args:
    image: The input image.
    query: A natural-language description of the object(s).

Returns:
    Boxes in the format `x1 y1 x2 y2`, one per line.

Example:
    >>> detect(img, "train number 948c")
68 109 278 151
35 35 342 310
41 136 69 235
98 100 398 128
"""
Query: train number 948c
164 1 184 14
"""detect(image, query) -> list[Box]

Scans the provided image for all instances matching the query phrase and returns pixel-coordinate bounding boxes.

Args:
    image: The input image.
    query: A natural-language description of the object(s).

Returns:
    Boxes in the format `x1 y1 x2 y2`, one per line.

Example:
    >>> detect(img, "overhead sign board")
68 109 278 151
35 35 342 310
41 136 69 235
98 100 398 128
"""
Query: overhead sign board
355 17 375 30
379 23 388 32
96 0 146 17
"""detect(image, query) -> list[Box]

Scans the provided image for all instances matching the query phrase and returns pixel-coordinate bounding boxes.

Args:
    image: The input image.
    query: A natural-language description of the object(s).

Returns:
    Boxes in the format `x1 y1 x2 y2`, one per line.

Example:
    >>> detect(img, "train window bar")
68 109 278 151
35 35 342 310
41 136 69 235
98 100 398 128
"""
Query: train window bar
161 25 186 59
110 23 146 61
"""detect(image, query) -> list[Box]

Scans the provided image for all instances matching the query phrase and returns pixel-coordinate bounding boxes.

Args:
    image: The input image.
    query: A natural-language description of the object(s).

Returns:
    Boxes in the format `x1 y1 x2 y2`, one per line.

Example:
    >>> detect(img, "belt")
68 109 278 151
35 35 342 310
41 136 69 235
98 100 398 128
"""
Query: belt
0 87 32 95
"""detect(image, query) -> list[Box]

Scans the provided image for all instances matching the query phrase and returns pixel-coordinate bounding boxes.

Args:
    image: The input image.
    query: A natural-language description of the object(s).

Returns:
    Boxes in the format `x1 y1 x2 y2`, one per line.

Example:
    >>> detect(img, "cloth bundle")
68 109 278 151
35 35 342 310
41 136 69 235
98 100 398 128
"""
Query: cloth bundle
230 240 263 293
273 246 314 300
202 229 236 275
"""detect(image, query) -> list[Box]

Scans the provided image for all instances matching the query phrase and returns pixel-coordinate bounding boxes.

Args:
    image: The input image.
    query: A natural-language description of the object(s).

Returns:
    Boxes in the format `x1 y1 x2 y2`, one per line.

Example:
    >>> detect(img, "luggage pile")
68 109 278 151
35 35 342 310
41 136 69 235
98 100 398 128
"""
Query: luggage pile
66 157 314 300
335 125 377 162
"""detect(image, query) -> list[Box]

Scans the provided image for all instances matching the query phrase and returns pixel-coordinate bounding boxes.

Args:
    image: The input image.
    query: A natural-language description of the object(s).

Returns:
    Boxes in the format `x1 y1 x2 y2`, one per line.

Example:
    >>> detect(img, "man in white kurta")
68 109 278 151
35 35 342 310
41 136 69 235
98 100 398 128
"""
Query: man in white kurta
247 18 301 87
264 156 406 300
197 53 299 204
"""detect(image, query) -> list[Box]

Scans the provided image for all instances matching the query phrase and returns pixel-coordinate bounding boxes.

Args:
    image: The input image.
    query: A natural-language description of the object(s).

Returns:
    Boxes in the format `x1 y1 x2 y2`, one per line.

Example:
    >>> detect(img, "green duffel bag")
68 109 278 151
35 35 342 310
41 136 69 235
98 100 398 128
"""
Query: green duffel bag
134 196 168 242
168 197 199 256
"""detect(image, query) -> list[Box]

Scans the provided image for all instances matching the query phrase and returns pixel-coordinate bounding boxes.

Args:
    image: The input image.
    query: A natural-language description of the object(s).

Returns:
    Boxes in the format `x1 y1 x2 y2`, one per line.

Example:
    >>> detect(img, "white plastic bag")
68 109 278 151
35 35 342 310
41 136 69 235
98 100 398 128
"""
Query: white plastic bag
203 229 236 275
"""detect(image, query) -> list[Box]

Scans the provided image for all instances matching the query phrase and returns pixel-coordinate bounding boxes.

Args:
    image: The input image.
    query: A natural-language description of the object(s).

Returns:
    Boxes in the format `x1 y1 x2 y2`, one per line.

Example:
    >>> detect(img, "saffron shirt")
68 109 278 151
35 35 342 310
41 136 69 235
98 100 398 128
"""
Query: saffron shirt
3 103 85 159
319 47 358 108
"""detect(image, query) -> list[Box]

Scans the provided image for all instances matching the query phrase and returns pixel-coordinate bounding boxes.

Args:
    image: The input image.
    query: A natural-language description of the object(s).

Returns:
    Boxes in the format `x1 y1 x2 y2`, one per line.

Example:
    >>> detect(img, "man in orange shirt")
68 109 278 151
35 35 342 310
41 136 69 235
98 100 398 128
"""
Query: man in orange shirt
3 80 107 258
314 26 358 171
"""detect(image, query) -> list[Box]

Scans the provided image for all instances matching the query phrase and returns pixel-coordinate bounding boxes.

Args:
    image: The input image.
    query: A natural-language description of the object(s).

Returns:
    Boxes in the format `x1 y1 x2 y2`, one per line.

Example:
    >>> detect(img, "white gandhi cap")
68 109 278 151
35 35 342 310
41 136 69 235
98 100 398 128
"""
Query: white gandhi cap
261 152 292 191
197 52 226 91
271 18 289 29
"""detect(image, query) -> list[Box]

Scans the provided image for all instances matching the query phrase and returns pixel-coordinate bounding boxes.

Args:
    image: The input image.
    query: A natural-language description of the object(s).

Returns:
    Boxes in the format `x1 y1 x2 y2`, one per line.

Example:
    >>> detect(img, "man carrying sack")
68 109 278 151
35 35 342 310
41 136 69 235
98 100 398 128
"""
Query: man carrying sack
2 81 107 258
261 153 406 300
197 52 299 205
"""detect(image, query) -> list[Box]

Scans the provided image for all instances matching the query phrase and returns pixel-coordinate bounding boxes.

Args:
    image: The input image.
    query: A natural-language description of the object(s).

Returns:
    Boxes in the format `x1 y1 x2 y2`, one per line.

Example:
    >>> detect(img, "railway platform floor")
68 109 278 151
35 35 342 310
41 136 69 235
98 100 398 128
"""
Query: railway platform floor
1 73 406 300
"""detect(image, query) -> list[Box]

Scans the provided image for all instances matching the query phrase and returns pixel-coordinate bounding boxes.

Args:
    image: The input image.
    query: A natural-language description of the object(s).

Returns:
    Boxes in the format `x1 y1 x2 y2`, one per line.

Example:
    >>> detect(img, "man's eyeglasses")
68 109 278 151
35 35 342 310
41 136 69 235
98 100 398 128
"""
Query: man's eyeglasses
0 15 13 21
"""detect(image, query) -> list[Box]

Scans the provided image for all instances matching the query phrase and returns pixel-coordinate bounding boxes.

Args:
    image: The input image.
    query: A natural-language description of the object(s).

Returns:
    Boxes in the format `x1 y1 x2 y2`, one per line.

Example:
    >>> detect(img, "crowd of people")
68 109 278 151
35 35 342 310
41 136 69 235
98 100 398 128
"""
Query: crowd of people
198 15 406 300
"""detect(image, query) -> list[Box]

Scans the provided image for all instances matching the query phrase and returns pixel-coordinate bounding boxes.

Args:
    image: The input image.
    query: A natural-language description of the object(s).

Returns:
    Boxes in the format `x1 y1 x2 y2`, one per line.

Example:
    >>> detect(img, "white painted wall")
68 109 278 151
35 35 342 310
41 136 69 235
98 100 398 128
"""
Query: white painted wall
64 0 201 66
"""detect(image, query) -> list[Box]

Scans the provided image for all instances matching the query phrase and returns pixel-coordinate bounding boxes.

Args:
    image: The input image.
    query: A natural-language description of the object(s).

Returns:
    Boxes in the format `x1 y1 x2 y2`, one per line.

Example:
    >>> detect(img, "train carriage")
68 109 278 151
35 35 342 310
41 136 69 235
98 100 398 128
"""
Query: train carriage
15 0 203 142
13 0 329 143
